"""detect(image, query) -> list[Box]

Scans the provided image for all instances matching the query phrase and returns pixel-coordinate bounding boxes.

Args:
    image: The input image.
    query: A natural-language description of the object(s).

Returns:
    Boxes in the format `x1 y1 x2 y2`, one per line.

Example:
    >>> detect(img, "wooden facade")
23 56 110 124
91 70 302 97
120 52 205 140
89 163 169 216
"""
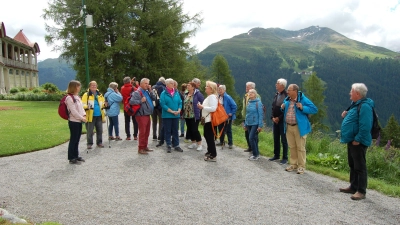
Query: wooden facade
0 21 40 94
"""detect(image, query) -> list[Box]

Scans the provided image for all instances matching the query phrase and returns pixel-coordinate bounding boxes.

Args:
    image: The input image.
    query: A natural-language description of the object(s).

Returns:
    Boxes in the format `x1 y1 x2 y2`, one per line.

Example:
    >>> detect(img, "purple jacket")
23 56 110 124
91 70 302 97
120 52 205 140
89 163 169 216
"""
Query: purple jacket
187 89 204 120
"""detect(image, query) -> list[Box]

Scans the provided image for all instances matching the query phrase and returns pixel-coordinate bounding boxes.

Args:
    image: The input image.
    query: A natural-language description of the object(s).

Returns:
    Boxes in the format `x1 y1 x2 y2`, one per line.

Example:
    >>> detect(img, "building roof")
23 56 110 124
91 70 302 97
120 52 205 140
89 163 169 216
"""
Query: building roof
14 29 33 47
0 22 40 53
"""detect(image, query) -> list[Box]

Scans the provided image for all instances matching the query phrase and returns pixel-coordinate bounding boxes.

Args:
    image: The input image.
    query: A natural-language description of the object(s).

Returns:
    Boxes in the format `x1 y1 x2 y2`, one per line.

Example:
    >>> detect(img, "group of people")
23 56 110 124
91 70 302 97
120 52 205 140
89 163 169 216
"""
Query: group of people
65 77 374 200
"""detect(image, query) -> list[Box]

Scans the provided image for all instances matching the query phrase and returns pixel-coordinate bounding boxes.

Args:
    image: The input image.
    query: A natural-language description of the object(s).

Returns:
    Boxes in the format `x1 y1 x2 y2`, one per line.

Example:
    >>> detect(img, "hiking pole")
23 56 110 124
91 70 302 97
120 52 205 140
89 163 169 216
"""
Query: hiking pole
86 121 89 154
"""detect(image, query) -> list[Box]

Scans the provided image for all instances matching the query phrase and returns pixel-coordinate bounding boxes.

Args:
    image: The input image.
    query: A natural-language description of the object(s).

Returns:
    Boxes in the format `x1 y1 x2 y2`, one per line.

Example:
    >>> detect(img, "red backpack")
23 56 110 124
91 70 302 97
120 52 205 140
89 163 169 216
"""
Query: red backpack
58 94 76 120
124 90 143 116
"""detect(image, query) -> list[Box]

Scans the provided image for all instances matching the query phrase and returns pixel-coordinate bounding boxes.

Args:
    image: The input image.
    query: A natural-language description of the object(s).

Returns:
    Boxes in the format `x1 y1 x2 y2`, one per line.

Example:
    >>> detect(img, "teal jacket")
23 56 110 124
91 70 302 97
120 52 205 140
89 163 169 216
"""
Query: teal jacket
245 98 263 128
160 89 182 119
281 91 318 137
340 98 374 146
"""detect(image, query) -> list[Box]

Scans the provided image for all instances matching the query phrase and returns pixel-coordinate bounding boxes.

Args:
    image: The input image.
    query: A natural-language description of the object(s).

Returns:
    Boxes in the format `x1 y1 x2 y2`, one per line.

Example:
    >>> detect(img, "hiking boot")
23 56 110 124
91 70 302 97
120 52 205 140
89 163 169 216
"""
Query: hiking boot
216 142 223 146
351 192 366 200
77 157 85 162
174 146 183 152
269 156 280 161
145 148 154 152
87 145 92 149
167 146 172 153
280 159 288 165
205 156 217 162
126 137 131 140
115 136 122 141
97 144 105 148
228 145 233 149
285 165 297 172
69 159 81 164
244 148 252 152
134 136 138 140
156 142 164 147
153 135 158 141
339 187 356 194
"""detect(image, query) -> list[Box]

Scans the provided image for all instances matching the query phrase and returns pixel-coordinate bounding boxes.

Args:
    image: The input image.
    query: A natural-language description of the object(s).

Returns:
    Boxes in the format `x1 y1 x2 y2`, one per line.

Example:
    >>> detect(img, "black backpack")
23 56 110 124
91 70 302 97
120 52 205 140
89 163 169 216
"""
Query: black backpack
347 102 381 139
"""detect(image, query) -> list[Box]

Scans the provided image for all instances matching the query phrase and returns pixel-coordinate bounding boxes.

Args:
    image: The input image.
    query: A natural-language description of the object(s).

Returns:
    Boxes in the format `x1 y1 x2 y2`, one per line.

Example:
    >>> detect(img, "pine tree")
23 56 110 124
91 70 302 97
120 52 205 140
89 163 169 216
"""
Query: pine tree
382 114 400 148
43 0 202 90
303 72 329 132
210 54 239 100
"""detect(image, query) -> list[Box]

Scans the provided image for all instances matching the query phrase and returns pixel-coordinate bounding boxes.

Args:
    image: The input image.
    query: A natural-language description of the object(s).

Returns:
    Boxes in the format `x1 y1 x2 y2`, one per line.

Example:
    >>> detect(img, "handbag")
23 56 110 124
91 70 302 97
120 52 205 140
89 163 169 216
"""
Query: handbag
211 98 229 138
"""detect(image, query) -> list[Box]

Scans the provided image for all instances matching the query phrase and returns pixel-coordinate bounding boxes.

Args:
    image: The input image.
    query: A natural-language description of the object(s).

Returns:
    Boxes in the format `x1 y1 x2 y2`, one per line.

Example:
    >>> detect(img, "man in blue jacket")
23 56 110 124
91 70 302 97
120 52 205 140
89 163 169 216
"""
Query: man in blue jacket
216 85 237 149
281 84 317 175
339 83 373 200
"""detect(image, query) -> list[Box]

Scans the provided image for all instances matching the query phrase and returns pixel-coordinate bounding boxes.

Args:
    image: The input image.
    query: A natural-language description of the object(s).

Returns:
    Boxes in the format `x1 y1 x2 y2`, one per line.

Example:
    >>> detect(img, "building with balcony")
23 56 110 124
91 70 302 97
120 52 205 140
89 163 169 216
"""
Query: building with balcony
0 21 40 94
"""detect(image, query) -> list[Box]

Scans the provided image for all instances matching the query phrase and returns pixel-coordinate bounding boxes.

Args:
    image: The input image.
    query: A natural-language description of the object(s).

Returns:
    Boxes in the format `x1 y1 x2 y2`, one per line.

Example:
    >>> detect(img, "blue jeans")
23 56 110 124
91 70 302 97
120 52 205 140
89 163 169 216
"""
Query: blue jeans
247 125 259 157
108 116 119 136
68 121 82 160
163 118 179 147
86 116 103 145
273 121 288 159
179 118 185 134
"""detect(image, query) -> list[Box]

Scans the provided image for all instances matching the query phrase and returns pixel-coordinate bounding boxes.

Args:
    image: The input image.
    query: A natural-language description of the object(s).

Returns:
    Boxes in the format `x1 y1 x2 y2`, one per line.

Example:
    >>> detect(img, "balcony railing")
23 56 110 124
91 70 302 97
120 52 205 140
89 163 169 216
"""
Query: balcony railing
1 57 37 70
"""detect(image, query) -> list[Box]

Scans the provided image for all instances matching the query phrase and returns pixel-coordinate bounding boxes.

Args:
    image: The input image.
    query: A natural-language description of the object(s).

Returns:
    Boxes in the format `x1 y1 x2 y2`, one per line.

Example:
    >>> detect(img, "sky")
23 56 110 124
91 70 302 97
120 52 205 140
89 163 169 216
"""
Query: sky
2 0 400 60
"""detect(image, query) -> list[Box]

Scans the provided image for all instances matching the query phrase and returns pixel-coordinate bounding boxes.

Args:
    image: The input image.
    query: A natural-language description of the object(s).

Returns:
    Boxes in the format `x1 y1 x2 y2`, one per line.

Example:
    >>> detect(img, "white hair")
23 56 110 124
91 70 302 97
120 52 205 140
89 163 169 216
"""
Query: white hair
277 78 287 87
218 85 226 91
165 78 174 85
352 83 368 97
246 82 255 89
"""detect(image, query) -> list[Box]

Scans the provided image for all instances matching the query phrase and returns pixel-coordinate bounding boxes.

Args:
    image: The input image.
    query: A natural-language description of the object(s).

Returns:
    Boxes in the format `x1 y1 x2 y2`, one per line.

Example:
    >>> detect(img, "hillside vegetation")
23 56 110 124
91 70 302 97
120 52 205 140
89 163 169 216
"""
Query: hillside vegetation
197 26 400 131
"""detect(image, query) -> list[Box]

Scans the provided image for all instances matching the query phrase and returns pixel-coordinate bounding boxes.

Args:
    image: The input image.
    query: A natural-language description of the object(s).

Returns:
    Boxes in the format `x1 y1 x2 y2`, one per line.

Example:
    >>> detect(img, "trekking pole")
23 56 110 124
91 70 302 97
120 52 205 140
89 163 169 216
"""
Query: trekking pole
106 113 111 148
86 121 89 154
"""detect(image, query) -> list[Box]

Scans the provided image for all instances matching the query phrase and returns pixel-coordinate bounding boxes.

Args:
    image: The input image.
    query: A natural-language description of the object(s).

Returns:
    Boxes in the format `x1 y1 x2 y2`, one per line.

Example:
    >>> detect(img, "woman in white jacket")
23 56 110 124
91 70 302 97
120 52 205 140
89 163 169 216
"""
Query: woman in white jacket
197 81 218 161
65 80 87 164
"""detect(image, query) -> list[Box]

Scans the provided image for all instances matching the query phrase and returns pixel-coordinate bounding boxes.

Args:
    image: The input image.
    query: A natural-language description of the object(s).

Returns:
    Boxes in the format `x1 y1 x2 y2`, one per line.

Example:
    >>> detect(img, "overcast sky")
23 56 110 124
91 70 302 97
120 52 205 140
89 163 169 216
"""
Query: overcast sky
2 0 400 60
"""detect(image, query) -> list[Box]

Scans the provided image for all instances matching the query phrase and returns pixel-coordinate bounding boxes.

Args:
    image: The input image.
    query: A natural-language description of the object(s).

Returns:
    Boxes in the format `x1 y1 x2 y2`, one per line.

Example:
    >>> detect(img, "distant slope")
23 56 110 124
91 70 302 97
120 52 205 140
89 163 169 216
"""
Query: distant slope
197 26 400 130
38 58 77 91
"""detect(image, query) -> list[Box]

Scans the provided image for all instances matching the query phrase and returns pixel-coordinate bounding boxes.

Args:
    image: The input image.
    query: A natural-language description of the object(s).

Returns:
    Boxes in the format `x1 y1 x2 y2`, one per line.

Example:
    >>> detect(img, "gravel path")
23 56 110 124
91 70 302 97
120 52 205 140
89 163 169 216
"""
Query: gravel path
1 115 399 224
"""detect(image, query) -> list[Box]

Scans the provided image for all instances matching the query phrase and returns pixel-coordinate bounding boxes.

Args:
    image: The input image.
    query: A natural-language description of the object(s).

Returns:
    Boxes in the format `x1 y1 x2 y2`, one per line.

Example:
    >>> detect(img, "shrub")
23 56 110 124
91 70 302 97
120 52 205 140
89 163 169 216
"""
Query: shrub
32 88 41 93
41 83 59 93
19 87 28 92
10 88 19 94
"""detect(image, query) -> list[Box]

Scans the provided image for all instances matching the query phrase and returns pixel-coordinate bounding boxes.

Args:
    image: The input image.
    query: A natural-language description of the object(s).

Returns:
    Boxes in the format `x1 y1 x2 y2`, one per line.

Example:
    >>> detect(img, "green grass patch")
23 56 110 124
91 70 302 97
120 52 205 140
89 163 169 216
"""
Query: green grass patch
0 100 86 156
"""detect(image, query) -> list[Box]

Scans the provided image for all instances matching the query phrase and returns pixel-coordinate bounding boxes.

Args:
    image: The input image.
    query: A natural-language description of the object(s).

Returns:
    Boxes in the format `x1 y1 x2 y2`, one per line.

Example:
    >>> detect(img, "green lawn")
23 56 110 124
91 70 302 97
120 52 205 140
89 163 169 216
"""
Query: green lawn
0 100 79 156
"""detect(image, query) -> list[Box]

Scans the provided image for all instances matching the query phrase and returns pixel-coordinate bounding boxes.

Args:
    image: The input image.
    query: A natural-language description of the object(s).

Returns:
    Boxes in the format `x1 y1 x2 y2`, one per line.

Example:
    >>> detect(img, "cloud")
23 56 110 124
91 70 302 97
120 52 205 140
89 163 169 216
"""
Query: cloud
3 0 400 59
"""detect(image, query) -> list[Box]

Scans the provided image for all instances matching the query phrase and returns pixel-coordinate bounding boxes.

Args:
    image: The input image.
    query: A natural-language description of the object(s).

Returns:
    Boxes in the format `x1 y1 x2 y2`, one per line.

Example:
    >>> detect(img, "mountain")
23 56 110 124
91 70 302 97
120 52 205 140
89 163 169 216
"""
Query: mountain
197 26 400 130
38 58 77 91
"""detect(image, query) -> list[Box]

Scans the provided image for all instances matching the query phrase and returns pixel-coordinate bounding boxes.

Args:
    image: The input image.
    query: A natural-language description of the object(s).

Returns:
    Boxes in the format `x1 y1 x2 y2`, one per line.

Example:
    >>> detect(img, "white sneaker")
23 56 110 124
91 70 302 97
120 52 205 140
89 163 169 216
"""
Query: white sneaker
248 156 259 161
196 145 203 151
188 143 196 149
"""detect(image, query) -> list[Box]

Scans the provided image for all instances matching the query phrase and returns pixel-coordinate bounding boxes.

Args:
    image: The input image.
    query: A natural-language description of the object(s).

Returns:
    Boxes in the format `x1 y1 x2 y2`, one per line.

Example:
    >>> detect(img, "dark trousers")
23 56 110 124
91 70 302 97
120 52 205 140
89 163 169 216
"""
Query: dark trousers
273 121 288 159
124 111 138 138
218 120 233 145
245 129 251 150
185 118 202 142
204 122 217 157
152 109 162 138
68 121 82 160
347 143 368 194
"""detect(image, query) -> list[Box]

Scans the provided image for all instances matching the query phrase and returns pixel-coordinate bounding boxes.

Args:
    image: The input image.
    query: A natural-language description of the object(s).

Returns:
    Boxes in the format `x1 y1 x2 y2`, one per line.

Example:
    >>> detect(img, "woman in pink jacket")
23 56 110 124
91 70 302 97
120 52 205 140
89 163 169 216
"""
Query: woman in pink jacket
65 80 87 164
